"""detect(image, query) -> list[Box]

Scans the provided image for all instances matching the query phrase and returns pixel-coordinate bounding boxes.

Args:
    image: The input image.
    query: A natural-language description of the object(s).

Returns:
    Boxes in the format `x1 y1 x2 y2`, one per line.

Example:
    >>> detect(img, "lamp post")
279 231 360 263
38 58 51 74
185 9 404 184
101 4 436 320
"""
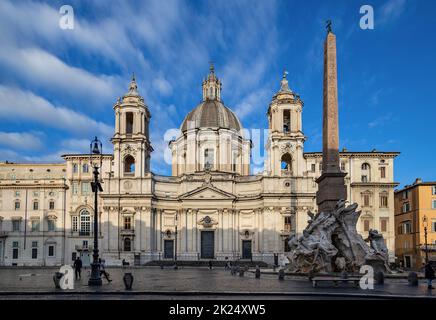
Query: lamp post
174 213 178 263
423 215 429 264
88 137 103 286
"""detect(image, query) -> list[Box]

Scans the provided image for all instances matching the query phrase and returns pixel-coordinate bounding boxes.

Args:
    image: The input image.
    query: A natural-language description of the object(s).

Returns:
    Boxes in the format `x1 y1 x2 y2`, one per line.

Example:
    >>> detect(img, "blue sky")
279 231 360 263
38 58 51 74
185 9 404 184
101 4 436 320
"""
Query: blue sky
0 0 435 187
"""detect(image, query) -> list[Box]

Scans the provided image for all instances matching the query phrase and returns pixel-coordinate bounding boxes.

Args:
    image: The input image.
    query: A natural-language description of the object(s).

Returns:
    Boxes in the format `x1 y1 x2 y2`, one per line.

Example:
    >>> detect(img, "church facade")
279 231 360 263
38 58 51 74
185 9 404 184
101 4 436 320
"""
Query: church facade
0 65 399 267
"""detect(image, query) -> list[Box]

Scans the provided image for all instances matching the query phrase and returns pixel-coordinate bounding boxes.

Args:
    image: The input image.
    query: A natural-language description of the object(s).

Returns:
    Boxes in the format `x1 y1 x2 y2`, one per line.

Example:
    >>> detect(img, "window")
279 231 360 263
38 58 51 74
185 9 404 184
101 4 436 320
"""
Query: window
283 109 290 133
280 153 292 173
340 162 346 171
32 241 38 259
311 164 316 172
124 216 132 230
82 164 89 173
72 182 78 195
431 220 436 233
48 220 56 232
124 238 131 252
79 210 91 236
380 194 388 208
48 245 55 257
363 220 370 232
14 201 20 210
72 252 77 261
403 221 412 234
73 164 78 173
319 162 322 171
12 241 19 259
432 200 436 209
363 194 370 206
284 216 292 232
362 163 370 170
49 200 55 210
232 152 238 172
432 186 436 195
81 182 90 195
12 220 20 232
402 202 410 213
33 201 39 210
361 175 368 183
126 112 134 134
402 190 408 200
380 219 388 232
31 219 40 232
124 155 135 174
204 149 214 170
72 216 78 232
380 167 386 178
83 240 88 248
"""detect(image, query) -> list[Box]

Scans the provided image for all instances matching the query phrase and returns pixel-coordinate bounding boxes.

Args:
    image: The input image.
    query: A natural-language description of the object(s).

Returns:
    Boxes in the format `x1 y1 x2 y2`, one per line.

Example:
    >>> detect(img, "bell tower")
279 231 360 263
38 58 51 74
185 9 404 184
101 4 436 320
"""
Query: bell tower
266 72 305 177
112 74 153 178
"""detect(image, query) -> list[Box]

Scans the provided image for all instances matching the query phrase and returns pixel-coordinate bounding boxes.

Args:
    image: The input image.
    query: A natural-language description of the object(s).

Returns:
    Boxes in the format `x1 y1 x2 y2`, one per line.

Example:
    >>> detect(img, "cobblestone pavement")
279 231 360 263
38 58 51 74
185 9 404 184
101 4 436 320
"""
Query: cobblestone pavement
0 266 434 299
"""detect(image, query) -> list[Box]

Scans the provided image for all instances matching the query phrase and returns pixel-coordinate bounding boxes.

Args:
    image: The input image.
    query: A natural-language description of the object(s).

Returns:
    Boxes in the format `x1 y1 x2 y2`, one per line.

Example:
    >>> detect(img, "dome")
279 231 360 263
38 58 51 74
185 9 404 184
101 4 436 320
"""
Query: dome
180 100 242 132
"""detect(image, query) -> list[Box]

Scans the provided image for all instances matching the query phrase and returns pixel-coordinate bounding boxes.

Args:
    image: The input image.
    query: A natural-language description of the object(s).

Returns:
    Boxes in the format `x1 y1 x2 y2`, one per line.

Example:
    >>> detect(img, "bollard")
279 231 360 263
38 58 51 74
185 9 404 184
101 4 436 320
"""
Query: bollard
278 269 285 281
123 272 134 290
408 272 418 286
53 272 63 289
374 271 384 285
255 267 261 279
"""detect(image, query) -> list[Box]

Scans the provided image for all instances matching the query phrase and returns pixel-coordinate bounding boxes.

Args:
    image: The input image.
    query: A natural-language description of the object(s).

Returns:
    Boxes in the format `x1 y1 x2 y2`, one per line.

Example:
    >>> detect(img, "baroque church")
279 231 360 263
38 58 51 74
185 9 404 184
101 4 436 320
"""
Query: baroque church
0 48 399 267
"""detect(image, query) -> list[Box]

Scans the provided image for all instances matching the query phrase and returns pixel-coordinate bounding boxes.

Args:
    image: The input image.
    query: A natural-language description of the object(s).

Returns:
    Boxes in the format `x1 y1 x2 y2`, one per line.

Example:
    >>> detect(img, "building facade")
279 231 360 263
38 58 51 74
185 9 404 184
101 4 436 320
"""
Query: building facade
394 179 436 269
0 67 399 267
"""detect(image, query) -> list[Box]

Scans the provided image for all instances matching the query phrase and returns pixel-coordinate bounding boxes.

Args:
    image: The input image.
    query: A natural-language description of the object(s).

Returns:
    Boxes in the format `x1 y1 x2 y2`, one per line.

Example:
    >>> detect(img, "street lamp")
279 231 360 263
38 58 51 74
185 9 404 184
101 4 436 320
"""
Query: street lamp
88 136 103 286
423 215 429 264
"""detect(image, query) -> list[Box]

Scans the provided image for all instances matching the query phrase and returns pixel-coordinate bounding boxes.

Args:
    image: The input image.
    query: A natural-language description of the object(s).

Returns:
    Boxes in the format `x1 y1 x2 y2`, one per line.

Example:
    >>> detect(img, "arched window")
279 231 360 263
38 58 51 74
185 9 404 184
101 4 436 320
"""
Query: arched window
72 164 78 173
362 163 370 170
79 209 91 236
126 112 134 134
124 238 131 252
124 155 135 175
283 110 290 133
361 162 371 182
209 87 213 99
281 153 292 173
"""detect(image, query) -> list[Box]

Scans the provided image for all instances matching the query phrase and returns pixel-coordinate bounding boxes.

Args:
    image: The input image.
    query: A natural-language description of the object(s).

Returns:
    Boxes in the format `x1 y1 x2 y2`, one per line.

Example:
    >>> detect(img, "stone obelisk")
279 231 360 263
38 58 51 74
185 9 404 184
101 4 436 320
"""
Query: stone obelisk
316 22 347 213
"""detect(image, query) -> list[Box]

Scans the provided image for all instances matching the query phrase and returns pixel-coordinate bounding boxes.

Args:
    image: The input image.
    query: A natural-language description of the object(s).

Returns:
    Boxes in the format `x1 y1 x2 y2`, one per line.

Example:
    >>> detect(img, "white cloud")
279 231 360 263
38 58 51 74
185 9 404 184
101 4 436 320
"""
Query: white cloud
368 113 393 128
0 47 123 106
379 0 407 25
152 77 173 96
0 132 43 150
0 85 113 138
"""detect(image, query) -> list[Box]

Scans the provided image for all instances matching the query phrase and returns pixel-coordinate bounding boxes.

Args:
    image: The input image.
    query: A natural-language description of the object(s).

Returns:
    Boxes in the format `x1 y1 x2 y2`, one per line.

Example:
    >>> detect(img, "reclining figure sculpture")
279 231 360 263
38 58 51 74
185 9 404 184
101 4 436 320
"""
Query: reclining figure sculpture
287 200 390 274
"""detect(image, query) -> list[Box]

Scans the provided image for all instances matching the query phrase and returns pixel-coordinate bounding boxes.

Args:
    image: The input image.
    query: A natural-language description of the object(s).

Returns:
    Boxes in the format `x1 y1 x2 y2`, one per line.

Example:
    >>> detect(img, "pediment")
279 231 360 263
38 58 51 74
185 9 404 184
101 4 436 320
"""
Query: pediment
179 185 235 200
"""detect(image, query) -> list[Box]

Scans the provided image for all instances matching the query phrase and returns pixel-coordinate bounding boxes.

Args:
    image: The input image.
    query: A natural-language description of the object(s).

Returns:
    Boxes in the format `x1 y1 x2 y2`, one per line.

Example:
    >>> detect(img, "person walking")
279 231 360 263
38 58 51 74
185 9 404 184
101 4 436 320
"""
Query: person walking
208 260 213 270
73 257 82 280
424 262 435 289
99 258 112 283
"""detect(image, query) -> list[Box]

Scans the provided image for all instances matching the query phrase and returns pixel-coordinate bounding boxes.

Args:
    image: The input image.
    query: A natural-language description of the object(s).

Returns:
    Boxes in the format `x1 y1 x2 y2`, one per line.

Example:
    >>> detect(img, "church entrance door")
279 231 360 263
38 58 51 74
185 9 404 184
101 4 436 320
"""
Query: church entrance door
164 240 174 259
242 240 252 260
201 231 214 259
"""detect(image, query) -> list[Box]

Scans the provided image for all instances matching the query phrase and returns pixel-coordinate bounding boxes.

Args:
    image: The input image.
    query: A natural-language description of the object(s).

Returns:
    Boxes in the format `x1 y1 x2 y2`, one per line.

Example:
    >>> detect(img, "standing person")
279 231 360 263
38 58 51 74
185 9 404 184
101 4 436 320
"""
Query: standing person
99 258 112 283
425 262 435 289
208 260 213 270
73 257 82 280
